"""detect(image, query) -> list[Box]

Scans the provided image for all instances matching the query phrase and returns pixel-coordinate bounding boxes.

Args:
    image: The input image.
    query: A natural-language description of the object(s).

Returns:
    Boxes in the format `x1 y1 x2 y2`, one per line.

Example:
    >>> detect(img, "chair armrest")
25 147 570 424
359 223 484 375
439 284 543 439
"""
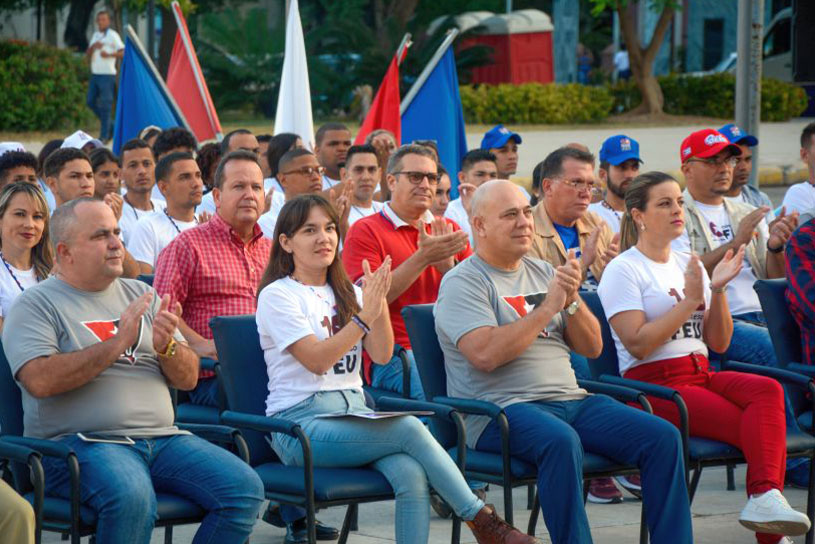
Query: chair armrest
0 439 42 465
787 363 815 378
220 411 300 438
396 345 411 399
433 396 504 419
2 436 74 460
723 361 815 390
176 423 249 463
200 357 218 372
578 379 653 414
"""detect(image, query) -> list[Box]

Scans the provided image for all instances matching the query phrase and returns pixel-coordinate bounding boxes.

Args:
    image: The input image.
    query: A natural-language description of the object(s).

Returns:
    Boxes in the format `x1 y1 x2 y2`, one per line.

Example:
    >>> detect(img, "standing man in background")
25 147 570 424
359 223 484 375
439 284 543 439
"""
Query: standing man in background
85 9 124 145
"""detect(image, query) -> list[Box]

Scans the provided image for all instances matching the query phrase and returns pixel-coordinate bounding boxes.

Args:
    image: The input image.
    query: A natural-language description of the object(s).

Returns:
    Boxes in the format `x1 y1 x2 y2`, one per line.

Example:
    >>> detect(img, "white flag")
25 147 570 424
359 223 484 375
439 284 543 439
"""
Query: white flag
274 0 315 150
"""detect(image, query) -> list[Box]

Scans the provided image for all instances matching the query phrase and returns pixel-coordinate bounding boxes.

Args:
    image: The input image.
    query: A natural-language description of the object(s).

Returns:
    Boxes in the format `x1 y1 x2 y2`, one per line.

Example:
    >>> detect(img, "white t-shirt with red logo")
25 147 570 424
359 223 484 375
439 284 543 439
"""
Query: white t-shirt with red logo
671 201 763 315
598 247 711 374
257 277 364 415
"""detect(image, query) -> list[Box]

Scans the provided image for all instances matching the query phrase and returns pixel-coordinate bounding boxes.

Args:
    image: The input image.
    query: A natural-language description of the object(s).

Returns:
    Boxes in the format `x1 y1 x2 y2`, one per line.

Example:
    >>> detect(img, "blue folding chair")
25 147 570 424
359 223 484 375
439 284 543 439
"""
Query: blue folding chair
0 438 44 543
0 338 248 544
582 291 815 544
402 303 652 543
211 314 468 544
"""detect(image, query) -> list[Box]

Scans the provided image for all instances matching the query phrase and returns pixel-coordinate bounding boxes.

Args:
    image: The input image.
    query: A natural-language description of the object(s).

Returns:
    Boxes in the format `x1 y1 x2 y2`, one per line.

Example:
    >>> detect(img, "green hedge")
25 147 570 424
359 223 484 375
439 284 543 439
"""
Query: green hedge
0 40 89 131
608 73 808 121
460 82 614 124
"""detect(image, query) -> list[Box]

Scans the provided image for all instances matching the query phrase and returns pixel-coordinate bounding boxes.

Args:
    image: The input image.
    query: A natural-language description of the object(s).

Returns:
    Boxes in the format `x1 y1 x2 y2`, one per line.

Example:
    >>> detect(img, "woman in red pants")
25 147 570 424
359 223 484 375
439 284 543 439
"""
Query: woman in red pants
598 171 810 544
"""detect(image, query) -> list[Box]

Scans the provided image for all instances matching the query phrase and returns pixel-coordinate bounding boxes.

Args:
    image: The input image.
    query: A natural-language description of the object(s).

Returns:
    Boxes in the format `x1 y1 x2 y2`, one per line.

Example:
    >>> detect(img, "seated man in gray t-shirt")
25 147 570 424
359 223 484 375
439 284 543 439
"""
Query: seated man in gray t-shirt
3 198 262 544
434 181 692 543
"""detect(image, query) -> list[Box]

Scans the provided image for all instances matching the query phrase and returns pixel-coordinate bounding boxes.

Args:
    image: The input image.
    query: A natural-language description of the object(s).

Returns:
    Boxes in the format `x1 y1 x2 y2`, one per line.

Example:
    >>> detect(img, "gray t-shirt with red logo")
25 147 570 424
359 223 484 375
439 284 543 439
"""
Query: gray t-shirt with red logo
3 276 184 439
435 254 588 448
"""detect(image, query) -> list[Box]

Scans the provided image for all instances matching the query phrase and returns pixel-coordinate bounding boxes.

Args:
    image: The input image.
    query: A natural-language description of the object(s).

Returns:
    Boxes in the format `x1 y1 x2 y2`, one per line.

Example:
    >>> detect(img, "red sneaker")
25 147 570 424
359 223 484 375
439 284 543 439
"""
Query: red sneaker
587 477 623 504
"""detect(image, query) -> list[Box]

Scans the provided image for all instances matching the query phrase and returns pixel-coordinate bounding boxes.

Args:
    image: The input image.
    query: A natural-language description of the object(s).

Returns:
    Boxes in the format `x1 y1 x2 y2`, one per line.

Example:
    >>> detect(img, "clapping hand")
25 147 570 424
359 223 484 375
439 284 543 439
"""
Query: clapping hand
683 254 705 305
711 244 745 290
767 207 799 252
359 257 392 324
417 218 468 272
153 295 182 355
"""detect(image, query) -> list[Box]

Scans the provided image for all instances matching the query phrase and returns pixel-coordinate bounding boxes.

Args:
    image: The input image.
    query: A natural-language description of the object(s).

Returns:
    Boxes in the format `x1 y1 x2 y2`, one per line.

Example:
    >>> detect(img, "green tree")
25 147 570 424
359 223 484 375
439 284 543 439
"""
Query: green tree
589 0 679 115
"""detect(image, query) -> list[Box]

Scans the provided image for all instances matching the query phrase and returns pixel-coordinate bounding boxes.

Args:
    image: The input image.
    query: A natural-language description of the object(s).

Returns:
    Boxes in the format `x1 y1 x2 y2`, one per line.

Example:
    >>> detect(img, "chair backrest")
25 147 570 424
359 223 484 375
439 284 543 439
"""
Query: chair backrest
582 292 623 379
754 278 801 368
401 304 457 448
210 315 277 466
0 340 33 493
136 274 154 287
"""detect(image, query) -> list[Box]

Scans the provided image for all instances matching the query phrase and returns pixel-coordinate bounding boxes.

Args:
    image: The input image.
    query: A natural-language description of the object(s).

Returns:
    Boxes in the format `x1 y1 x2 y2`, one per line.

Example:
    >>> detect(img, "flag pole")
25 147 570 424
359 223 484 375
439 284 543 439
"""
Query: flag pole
400 28 459 115
395 33 412 65
125 25 192 132
170 1 222 141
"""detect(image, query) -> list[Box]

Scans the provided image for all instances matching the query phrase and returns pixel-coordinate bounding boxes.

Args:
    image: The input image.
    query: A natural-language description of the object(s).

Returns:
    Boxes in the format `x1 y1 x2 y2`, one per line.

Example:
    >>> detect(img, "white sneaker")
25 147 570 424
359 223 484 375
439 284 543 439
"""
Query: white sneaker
738 489 811 536
776 537 795 544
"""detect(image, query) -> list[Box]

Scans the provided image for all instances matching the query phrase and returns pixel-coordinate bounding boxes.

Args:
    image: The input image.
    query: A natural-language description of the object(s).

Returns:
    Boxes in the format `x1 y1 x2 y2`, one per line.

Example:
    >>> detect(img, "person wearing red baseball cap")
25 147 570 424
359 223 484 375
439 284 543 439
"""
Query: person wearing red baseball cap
672 128 798 370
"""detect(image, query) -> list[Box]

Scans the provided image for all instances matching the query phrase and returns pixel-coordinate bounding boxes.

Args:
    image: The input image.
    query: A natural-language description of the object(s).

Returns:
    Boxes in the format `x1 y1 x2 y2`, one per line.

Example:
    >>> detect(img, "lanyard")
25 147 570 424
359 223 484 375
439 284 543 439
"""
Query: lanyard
0 251 30 292
164 208 197 234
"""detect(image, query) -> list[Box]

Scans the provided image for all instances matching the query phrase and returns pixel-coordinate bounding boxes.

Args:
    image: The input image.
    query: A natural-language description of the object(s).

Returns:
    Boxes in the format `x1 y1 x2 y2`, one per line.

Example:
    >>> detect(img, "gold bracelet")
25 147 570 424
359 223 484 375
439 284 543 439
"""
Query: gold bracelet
711 286 727 294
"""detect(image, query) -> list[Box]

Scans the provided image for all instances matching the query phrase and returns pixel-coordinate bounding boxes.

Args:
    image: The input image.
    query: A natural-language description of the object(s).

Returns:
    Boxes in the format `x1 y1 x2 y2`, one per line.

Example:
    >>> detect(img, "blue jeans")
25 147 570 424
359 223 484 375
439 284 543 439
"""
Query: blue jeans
476 395 692 544
272 389 484 544
370 350 426 400
41 434 264 544
724 312 778 367
87 74 116 140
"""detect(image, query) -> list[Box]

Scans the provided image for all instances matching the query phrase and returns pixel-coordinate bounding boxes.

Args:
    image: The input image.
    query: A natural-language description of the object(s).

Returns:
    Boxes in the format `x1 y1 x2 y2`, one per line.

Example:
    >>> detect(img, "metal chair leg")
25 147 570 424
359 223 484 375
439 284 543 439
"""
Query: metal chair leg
503 483 514 525
688 468 703 503
451 515 462 544
806 455 814 544
526 484 535 510
639 503 648 544
164 525 173 544
527 492 540 536
338 504 357 544
582 480 589 504
726 463 736 491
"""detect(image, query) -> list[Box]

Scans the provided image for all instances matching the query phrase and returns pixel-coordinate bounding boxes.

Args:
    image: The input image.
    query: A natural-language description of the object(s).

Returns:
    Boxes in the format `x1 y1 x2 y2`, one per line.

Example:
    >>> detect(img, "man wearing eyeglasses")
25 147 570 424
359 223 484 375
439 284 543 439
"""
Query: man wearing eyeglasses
343 144 472 400
341 144 385 226
673 128 797 368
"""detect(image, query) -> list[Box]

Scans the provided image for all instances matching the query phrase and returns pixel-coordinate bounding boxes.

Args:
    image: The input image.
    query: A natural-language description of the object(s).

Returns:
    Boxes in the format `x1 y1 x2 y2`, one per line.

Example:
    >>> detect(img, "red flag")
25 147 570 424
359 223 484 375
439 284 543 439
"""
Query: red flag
354 48 408 146
166 2 222 142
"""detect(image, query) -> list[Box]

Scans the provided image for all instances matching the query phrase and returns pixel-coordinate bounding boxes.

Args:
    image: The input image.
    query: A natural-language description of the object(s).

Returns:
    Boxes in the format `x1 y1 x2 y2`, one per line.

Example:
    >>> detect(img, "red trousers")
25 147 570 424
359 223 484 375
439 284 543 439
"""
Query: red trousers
626 354 786 544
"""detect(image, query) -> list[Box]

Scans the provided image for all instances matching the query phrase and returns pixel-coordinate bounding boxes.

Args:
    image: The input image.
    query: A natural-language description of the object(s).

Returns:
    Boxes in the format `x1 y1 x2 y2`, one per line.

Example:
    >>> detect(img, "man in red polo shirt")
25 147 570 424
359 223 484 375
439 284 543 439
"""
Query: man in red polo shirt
343 144 471 399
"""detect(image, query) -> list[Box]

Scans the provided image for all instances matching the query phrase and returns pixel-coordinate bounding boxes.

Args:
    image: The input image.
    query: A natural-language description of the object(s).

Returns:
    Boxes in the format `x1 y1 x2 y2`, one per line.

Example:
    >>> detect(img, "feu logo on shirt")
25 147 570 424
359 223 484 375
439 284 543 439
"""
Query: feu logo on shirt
82 317 144 364
502 293 549 337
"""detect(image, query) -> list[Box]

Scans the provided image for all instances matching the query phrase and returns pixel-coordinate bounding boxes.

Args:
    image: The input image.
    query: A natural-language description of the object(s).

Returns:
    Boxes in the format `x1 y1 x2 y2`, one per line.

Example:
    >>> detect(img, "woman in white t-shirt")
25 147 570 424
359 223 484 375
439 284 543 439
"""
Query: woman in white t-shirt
0 182 53 332
256 194 535 544
598 172 808 543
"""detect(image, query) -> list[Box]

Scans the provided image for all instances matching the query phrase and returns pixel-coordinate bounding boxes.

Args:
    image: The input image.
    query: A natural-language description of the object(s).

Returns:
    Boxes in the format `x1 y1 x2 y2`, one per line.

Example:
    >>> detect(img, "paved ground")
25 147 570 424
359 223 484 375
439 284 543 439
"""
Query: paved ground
40 465 809 543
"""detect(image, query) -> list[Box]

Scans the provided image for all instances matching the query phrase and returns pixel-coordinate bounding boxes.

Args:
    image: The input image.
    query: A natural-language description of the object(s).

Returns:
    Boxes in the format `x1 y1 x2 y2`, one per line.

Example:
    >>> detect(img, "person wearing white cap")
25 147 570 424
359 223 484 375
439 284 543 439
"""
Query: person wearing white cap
60 130 104 154
85 9 123 143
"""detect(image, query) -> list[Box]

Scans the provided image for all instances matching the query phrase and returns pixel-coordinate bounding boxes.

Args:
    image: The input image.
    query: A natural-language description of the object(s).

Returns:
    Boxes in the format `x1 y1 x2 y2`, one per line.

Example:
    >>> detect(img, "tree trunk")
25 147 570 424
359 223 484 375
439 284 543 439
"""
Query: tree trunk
44 3 57 46
157 5 177 78
63 0 94 52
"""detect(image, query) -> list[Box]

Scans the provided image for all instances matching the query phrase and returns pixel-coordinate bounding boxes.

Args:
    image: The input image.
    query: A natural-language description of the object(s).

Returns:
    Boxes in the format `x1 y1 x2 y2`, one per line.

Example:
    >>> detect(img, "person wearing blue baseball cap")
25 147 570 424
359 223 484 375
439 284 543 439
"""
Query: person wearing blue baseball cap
480 124 522 180
719 124 774 218
588 135 643 234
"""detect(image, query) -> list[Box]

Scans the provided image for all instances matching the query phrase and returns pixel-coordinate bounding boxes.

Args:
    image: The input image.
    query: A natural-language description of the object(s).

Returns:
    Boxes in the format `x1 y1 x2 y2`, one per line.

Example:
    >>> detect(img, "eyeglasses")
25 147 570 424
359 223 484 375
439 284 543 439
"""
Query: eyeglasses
687 156 737 168
282 166 325 177
393 171 440 185
556 178 601 195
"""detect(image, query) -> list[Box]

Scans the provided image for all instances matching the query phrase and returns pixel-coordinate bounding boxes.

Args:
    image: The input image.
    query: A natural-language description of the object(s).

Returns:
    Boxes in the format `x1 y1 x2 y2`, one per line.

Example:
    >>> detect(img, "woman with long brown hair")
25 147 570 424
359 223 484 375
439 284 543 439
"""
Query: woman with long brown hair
256 194 537 544
0 182 53 332
599 172 809 544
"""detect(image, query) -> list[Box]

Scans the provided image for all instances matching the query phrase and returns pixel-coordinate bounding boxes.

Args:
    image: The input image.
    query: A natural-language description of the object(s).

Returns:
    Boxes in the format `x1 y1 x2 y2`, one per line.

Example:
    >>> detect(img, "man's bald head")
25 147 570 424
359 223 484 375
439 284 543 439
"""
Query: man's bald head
470 179 524 218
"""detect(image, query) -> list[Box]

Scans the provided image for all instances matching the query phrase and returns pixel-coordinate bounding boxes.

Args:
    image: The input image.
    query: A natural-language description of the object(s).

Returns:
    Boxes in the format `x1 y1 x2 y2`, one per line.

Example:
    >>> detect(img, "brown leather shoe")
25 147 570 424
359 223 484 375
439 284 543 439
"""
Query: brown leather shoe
465 505 542 544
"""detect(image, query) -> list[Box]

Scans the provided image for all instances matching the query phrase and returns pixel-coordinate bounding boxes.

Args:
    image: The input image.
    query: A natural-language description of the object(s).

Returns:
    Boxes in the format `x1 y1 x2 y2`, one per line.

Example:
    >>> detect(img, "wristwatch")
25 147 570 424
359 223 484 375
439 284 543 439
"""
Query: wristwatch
157 338 178 358
566 299 580 316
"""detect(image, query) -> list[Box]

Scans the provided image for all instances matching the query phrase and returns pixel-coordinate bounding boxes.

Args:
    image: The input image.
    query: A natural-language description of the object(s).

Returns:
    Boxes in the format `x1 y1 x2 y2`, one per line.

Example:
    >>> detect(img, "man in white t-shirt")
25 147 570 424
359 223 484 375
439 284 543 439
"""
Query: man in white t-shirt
258 149 325 240
674 128 798 367
128 152 203 273
588 135 642 234
119 139 164 246
342 144 385 226
782 122 815 217
85 10 123 144
315 123 351 190
444 149 498 243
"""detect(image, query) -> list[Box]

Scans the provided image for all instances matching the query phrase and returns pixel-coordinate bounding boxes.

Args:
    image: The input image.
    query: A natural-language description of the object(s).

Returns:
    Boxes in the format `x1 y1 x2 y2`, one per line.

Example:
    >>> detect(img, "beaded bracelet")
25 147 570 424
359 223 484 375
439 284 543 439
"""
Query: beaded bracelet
351 315 371 335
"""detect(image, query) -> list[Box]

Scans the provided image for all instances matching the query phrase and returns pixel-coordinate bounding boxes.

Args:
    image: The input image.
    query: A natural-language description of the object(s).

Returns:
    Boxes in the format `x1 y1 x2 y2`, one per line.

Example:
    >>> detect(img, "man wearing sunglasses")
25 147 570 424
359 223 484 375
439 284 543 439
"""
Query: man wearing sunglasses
258 149 326 239
673 128 798 369
343 145 471 400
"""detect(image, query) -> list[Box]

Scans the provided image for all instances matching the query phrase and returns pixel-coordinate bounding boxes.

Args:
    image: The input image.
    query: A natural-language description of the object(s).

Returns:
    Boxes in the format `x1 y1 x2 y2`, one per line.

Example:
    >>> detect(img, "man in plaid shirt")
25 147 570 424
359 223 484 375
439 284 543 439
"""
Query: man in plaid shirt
154 150 271 406
786 216 815 366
